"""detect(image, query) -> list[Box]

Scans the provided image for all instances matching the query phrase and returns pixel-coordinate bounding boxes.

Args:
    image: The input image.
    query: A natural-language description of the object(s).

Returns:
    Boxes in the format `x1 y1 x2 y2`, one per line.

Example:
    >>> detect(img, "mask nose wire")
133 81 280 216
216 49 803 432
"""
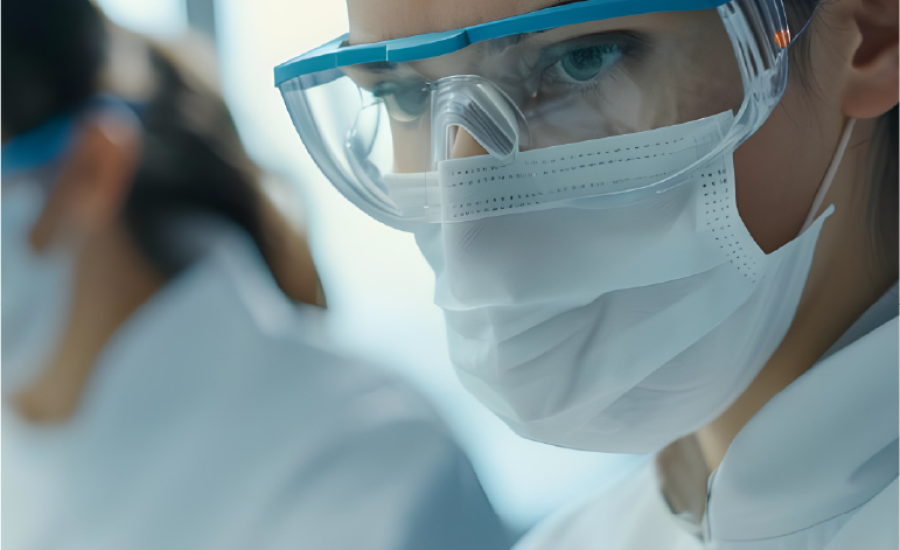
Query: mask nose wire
798 117 856 234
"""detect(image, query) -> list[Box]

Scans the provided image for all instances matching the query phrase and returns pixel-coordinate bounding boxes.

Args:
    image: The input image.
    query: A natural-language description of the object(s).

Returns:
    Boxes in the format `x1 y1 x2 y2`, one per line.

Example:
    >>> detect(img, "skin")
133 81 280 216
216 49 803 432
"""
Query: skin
347 0 899 475
12 28 323 423
14 110 157 423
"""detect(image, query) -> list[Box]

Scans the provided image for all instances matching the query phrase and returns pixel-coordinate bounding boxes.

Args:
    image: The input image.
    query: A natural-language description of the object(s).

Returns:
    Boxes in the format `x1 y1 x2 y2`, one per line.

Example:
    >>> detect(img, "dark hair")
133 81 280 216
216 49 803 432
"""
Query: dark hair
121 40 267 275
1 0 106 137
1 0 272 278
784 0 899 267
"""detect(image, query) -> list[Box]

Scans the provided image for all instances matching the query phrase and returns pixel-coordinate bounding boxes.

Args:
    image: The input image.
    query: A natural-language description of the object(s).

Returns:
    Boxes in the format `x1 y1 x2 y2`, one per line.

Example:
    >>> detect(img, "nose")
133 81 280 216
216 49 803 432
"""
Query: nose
450 126 489 160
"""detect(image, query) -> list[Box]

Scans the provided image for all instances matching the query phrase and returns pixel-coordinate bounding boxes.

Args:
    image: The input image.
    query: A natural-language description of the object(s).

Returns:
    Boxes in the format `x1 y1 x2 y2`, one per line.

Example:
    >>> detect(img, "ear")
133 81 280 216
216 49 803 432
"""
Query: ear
30 111 142 251
842 0 899 119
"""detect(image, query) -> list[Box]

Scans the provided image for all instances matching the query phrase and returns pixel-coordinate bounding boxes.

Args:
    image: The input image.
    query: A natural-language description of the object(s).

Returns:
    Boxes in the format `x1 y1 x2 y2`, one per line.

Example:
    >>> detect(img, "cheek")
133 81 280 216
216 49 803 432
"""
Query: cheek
732 80 840 253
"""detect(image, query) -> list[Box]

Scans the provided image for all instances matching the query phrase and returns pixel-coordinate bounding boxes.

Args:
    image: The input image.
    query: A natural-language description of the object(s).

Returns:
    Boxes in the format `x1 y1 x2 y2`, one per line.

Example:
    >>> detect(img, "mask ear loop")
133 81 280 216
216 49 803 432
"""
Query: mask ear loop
799 117 856 234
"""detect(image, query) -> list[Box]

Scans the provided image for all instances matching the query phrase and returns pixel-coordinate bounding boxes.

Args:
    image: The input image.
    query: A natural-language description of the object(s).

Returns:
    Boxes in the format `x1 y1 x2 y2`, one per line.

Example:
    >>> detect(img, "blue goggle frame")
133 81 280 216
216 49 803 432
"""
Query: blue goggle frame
272 0 756 86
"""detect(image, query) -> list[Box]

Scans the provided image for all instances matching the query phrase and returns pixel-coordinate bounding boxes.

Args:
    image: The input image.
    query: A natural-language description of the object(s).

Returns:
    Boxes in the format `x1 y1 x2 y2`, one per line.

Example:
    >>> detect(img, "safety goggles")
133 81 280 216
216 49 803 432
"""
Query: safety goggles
275 0 791 228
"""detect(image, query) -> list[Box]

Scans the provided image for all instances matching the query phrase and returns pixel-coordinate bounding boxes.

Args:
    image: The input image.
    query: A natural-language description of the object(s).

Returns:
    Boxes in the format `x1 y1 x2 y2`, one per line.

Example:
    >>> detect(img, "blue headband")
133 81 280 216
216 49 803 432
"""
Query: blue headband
1 114 77 178
1 96 145 179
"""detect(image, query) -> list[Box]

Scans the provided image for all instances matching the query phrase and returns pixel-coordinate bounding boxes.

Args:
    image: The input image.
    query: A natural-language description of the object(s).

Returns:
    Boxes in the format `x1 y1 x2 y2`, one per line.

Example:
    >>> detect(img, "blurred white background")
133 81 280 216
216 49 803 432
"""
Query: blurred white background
96 0 644 533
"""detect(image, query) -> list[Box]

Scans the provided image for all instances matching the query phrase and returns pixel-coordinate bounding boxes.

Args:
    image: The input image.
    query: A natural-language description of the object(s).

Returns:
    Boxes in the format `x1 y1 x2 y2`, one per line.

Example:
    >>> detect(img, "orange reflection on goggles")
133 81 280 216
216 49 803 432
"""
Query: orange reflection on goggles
774 30 791 48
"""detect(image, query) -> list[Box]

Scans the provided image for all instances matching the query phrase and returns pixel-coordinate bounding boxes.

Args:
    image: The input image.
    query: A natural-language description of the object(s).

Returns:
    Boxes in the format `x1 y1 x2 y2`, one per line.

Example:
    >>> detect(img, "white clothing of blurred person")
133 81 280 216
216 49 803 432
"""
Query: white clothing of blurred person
1 3 511 549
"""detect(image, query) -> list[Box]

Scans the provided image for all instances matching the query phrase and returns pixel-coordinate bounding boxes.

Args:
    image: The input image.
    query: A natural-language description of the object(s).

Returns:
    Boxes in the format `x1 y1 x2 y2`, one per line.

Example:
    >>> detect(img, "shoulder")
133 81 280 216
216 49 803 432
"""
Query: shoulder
247 328 510 550
823 478 899 550
257 312 443 427
515 463 703 550
200 232 444 422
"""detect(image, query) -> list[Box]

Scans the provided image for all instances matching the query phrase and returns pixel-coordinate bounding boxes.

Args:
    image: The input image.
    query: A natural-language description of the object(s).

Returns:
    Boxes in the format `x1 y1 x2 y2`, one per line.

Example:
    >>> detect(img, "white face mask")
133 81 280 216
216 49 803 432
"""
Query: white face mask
2 183 75 389
414 111 848 454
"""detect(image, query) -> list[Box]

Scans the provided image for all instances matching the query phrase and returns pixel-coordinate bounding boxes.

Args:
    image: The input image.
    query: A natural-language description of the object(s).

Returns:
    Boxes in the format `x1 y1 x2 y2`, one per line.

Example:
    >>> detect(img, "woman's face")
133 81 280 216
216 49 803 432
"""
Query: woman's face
346 0 850 254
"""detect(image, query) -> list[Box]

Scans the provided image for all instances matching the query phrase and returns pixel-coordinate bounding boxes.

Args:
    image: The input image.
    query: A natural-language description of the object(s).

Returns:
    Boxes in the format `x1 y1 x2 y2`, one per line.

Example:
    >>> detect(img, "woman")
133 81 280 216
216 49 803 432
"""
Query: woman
272 0 898 547
1 1 511 549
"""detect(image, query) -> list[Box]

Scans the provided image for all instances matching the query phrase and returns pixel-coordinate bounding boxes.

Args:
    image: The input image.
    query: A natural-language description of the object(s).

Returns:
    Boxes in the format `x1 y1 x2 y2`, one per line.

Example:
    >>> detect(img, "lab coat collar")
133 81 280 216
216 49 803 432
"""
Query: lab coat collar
705 284 899 545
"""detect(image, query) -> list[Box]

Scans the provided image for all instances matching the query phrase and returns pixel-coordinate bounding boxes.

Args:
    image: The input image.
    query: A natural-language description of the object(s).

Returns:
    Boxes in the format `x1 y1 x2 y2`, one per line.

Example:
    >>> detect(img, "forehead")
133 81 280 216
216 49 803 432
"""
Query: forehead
347 0 566 44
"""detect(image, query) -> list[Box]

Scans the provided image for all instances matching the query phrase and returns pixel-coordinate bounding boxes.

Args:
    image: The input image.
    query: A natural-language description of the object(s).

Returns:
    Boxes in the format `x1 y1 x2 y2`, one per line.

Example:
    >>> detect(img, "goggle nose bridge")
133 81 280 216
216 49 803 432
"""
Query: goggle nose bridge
429 75 531 169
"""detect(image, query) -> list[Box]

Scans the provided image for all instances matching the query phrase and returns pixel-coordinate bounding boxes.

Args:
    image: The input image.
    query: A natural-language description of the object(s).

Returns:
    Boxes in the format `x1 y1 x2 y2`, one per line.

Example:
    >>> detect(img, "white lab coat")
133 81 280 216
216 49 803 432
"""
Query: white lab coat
2 231 511 550
516 285 899 550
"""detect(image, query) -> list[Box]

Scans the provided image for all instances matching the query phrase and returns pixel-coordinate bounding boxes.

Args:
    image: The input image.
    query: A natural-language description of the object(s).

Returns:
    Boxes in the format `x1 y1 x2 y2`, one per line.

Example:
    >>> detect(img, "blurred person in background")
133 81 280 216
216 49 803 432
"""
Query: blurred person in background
1 1 512 549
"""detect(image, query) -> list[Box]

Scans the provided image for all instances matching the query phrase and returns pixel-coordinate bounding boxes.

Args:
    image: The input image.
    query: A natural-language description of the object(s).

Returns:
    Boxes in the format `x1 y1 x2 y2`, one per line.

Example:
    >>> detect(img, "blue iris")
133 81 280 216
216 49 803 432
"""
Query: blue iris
559 43 624 83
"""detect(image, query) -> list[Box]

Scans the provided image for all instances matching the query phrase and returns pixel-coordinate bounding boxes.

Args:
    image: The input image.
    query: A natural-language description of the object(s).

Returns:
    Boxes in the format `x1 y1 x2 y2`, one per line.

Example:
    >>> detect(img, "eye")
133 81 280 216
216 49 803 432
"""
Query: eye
557 43 624 83
374 81 430 123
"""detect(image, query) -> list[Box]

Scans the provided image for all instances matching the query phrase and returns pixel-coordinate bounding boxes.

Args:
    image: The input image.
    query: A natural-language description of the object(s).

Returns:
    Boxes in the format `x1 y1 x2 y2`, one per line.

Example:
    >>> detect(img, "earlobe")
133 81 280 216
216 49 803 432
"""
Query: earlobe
843 0 899 119
30 112 141 250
